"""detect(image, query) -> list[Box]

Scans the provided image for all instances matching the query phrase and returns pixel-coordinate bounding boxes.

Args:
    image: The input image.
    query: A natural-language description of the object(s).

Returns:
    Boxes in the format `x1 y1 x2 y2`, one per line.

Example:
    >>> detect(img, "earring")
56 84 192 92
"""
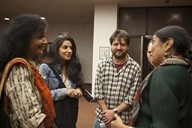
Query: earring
164 52 168 57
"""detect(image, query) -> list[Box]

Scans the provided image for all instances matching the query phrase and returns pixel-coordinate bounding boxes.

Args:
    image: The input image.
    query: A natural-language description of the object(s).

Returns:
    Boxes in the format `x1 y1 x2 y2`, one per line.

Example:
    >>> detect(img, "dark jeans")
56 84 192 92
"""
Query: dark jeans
93 117 106 128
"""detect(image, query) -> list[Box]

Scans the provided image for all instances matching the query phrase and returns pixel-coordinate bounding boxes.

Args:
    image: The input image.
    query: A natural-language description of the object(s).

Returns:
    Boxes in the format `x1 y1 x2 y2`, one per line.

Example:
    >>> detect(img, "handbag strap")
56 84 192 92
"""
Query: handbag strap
0 58 34 102
47 64 66 88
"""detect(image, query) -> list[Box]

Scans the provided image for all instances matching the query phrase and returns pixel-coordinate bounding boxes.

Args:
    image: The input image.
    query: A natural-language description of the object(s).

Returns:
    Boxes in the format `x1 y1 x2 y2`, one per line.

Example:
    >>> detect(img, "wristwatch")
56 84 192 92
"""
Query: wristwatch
113 108 119 114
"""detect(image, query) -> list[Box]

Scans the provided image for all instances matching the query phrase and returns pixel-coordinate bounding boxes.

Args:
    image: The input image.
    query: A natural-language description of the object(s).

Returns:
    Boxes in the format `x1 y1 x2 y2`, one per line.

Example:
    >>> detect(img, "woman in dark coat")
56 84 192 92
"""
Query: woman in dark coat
111 25 192 128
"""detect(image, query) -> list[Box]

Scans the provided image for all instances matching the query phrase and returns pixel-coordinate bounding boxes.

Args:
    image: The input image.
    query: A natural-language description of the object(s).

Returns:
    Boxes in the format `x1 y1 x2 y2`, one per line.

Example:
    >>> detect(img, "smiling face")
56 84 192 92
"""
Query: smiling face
111 37 129 59
58 40 73 61
27 31 48 60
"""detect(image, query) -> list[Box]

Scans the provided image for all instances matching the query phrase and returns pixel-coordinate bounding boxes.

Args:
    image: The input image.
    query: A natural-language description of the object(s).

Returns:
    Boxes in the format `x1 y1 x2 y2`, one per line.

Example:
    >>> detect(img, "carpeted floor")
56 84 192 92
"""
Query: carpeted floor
77 84 97 128
77 97 97 128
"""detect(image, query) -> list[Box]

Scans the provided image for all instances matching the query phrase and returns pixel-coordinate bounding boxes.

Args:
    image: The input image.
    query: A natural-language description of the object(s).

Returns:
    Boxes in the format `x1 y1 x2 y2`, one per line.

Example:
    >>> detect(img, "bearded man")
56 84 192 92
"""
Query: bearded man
93 29 142 128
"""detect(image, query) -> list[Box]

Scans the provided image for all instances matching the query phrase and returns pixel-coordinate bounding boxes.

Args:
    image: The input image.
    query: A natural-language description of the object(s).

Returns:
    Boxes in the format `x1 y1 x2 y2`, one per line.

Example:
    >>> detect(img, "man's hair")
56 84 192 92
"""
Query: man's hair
109 29 130 45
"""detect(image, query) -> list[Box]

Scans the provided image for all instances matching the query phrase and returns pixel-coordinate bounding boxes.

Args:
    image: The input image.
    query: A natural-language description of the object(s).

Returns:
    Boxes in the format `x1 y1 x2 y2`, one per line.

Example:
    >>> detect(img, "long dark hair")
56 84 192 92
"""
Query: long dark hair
0 14 48 72
46 32 84 86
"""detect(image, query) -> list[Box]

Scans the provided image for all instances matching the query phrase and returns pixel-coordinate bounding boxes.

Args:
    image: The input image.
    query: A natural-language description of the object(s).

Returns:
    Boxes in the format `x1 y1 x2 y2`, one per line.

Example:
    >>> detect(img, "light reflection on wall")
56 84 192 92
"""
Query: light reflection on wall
166 13 183 23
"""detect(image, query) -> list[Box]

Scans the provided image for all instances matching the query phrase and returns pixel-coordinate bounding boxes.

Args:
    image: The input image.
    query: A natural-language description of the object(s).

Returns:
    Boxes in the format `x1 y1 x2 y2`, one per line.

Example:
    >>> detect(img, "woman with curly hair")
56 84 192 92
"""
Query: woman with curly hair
39 32 84 128
0 14 56 128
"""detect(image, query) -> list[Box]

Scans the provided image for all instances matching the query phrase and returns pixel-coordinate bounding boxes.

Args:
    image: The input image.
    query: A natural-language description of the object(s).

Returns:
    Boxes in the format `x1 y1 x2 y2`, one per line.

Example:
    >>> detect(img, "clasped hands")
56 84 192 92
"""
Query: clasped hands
66 88 83 98
101 109 116 128
110 114 126 128
101 110 129 128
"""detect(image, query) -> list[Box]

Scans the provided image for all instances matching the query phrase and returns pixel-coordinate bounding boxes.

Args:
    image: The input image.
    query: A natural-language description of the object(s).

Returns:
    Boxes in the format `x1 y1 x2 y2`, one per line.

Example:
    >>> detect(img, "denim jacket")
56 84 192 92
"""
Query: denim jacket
38 63 76 101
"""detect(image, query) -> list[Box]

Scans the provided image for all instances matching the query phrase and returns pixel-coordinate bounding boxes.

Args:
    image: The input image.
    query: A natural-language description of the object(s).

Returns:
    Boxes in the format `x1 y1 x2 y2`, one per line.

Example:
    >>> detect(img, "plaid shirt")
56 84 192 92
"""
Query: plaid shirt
94 55 142 124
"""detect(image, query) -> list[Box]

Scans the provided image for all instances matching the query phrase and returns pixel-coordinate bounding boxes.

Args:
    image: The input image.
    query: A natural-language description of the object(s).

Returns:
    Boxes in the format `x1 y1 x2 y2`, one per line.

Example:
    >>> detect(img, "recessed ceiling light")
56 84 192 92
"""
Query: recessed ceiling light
41 17 45 20
4 17 10 21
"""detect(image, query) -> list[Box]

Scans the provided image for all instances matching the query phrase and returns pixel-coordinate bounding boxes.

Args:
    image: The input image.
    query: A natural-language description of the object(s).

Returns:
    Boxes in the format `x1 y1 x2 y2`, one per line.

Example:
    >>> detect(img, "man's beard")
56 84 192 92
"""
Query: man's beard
112 51 127 59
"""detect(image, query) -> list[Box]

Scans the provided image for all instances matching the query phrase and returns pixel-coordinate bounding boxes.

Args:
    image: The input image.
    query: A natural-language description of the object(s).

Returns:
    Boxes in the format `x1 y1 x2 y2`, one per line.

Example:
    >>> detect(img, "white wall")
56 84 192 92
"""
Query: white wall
92 3 118 94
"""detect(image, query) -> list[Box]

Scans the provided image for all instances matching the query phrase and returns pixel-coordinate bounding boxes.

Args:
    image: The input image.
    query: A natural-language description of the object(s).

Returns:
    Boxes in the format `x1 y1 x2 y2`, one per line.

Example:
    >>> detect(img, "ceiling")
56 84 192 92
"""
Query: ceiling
0 0 191 24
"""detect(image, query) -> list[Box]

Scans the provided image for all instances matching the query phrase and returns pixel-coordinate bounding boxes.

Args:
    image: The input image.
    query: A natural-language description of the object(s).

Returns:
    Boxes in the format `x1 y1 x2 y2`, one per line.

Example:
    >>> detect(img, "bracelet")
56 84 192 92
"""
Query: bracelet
113 108 119 114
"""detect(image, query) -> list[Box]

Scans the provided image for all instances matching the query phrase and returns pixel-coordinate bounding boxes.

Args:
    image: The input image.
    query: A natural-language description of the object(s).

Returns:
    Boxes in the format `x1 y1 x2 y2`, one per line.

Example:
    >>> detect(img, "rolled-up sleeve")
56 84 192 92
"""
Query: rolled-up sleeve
124 66 142 106
6 65 45 128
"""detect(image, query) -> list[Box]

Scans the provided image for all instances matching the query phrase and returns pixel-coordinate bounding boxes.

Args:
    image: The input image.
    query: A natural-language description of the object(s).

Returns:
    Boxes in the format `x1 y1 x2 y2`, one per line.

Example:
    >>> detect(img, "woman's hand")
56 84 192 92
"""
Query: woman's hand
74 88 83 98
111 114 129 128
66 88 75 97
66 88 82 98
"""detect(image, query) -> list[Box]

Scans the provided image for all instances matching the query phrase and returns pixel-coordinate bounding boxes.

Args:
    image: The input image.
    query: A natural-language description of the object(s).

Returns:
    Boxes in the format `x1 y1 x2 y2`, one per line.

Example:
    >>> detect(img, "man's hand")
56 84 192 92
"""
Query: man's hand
101 110 115 124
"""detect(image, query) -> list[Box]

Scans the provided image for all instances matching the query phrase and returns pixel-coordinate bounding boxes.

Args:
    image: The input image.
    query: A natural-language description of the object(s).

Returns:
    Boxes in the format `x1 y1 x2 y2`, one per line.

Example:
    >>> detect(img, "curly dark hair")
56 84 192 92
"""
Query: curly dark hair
0 14 48 72
46 32 84 87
